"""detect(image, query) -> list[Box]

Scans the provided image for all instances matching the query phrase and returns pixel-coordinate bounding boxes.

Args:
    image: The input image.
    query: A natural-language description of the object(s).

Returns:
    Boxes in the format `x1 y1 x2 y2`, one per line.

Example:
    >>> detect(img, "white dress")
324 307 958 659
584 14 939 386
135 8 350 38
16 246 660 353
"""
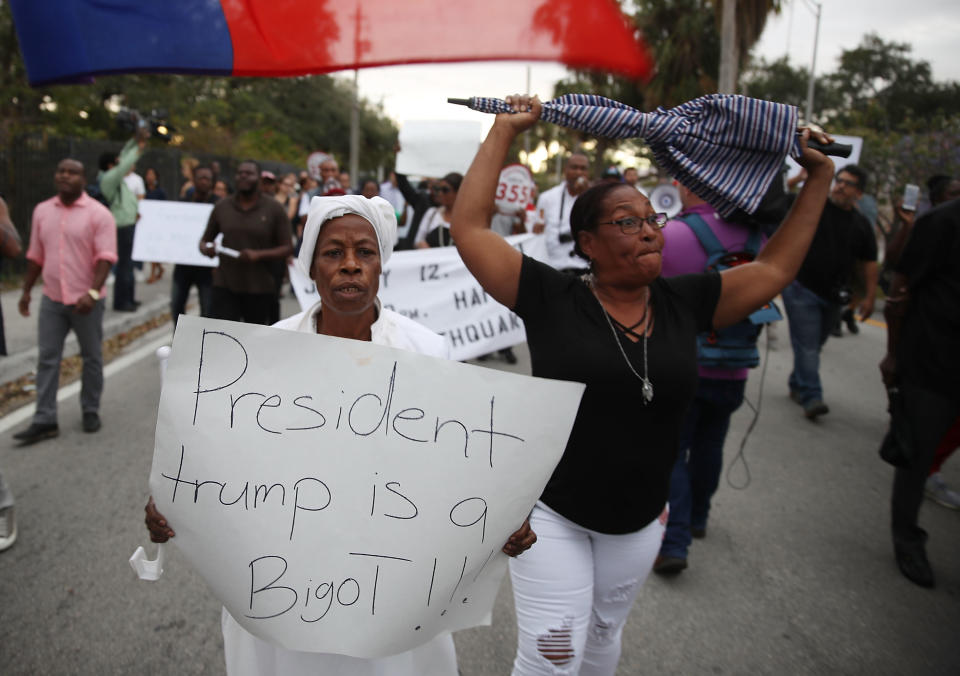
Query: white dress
222 300 456 676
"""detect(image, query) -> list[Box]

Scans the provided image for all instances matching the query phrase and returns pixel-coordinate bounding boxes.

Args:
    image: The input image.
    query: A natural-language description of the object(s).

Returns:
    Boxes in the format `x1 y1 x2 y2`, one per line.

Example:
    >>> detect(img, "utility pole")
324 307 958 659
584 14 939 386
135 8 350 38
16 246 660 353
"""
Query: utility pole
803 1 822 124
718 0 738 94
350 69 359 189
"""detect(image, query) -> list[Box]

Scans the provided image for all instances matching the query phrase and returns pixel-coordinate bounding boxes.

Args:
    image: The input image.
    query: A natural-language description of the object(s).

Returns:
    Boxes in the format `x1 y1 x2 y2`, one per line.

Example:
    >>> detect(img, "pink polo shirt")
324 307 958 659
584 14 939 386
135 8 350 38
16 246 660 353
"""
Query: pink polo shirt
26 192 118 305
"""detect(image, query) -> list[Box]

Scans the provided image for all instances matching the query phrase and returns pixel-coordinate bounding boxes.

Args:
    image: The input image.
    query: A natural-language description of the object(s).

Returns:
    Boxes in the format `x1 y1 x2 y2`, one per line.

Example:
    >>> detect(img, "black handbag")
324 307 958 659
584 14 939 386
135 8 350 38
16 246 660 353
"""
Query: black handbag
879 386 914 467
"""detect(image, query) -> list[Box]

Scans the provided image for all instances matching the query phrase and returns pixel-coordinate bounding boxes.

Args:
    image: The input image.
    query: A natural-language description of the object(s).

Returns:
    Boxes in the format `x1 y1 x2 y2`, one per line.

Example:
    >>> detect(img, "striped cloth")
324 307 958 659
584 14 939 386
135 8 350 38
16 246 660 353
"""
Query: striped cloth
467 94 801 218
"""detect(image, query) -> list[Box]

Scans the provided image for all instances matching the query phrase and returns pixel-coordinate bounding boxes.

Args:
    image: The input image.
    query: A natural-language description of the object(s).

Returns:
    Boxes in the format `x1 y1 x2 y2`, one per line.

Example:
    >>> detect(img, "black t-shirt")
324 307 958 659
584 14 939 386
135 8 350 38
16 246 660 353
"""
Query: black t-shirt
895 199 960 400
796 200 878 300
513 255 721 534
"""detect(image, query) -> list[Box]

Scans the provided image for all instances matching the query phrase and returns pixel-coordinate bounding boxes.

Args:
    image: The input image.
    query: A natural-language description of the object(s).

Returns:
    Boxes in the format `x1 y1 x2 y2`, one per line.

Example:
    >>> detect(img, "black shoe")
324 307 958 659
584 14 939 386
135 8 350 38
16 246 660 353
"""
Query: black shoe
653 555 688 575
13 422 59 445
82 412 101 433
500 347 518 365
830 322 843 337
803 399 830 420
842 308 859 334
114 304 138 312
691 526 707 539
895 541 935 588
132 300 142 308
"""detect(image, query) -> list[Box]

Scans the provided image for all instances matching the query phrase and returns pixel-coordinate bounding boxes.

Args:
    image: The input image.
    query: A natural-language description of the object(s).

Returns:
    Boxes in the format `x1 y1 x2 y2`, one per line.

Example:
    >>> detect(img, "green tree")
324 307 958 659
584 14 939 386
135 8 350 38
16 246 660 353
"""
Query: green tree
825 33 960 132
741 55 841 113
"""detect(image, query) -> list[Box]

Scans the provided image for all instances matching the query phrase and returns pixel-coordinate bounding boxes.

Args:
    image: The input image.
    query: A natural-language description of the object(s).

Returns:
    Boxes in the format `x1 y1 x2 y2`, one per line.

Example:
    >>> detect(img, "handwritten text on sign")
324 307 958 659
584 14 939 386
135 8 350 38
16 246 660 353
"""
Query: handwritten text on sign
150 316 584 657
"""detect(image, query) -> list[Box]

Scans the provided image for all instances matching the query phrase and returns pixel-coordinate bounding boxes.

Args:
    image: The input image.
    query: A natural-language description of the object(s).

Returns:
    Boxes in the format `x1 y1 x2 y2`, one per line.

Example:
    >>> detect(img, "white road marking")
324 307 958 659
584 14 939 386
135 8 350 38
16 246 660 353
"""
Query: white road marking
0 335 171 435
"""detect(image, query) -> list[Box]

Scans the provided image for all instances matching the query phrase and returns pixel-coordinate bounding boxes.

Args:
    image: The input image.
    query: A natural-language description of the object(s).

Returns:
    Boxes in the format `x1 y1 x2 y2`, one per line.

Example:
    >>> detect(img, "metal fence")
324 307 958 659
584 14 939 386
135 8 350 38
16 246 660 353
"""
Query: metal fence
0 133 299 278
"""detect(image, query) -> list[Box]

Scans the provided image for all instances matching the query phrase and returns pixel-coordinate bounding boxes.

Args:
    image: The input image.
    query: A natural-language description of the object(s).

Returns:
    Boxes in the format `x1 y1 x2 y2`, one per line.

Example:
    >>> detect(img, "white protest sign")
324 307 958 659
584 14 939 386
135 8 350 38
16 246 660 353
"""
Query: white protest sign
151 315 584 657
288 234 550 360
132 199 217 266
495 164 536 215
785 134 864 183
396 120 482 177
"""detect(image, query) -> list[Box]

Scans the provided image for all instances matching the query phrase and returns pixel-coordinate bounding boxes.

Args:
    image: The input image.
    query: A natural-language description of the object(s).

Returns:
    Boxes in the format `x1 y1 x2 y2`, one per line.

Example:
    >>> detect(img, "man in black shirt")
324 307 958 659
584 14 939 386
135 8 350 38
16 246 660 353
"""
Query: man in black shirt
881 198 960 588
781 165 878 419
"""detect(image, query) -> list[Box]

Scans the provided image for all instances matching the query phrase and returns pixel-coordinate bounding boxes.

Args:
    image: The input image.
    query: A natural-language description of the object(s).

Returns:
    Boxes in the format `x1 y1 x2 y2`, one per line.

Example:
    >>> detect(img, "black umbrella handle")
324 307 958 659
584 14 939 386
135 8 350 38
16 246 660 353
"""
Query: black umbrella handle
447 98 473 107
806 140 852 158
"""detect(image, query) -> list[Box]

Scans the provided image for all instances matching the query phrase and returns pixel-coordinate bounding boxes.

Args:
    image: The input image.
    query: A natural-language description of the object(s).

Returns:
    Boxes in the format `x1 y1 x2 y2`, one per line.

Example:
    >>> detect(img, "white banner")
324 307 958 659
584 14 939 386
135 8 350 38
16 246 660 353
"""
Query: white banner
396 120 482 177
132 199 217 266
289 234 550 361
151 316 584 657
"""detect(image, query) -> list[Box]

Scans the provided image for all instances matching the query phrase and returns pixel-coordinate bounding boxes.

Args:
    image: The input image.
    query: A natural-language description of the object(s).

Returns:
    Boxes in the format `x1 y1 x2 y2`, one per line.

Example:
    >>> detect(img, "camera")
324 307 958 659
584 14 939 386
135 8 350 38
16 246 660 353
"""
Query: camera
115 107 175 142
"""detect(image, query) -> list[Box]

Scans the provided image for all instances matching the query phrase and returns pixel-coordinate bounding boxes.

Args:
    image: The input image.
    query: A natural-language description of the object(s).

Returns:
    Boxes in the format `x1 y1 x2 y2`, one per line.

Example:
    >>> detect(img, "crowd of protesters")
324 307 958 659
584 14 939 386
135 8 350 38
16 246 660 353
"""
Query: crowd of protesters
1 98 958 676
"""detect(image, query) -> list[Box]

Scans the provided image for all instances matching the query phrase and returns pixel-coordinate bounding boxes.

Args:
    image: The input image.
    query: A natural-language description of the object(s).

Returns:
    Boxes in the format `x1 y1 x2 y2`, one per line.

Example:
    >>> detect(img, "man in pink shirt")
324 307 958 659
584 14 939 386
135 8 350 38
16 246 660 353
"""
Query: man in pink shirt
13 158 117 444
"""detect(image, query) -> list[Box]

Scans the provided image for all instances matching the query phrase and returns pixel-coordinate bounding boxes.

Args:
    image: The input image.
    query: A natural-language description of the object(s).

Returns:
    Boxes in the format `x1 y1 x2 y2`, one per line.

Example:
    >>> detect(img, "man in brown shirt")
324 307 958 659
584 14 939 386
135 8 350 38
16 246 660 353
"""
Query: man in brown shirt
200 160 293 324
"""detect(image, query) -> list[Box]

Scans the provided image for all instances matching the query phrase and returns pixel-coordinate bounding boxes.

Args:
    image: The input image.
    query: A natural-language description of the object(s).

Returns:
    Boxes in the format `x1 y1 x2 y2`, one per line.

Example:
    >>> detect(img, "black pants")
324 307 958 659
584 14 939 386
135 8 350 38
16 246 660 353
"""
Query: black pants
209 287 276 326
170 265 213 329
891 382 960 546
113 224 137 309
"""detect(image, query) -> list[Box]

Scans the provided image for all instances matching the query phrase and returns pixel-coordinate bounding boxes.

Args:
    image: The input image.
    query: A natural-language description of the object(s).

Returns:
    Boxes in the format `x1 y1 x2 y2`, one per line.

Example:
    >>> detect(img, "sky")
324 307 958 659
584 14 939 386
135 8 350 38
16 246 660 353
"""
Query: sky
338 0 960 135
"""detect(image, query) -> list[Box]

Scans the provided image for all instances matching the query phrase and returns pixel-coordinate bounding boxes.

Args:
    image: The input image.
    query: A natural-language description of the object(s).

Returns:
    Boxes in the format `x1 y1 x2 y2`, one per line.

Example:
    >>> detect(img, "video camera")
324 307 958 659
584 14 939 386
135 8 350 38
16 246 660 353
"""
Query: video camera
115 107 175 142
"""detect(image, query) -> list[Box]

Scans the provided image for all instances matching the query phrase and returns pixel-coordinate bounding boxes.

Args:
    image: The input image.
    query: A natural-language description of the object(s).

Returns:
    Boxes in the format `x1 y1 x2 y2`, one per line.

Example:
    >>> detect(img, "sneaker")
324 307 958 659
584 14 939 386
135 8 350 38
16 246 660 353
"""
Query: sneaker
803 399 829 420
0 506 16 552
653 555 688 575
925 473 960 510
12 422 59 445
83 412 102 433
842 308 860 335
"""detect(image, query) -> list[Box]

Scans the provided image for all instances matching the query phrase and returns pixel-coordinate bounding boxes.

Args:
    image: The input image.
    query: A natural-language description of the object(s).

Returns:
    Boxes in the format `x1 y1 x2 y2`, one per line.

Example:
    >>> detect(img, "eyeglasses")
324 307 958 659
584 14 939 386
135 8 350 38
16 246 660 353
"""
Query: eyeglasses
598 213 668 233
432 186 452 194
834 177 860 189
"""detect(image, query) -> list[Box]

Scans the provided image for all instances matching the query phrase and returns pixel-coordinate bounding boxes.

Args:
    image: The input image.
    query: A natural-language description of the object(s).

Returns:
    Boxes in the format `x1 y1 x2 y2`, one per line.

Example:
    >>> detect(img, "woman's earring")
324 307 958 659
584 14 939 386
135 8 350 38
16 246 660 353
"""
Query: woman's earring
582 259 595 285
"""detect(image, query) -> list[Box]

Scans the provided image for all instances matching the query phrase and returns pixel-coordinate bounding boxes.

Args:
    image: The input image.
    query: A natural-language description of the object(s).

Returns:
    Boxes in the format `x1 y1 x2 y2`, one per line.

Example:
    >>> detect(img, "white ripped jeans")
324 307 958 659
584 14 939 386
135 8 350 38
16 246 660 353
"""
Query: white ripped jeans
509 502 665 675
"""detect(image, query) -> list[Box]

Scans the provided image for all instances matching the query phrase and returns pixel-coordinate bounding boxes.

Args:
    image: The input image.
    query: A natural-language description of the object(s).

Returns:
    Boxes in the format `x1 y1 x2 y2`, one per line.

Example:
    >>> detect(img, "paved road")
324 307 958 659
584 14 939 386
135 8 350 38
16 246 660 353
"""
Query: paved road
0 295 957 675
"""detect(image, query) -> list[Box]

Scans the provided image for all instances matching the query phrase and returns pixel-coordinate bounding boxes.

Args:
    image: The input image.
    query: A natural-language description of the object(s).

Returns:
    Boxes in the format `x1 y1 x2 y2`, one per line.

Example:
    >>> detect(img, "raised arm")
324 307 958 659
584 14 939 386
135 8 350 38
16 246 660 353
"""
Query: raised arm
712 129 835 329
452 96 541 309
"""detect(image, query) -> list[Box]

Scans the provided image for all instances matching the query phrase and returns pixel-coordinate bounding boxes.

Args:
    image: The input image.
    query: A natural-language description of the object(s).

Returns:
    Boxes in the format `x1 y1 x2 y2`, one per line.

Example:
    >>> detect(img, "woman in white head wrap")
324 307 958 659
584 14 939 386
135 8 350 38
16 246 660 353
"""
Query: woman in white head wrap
146 194 536 676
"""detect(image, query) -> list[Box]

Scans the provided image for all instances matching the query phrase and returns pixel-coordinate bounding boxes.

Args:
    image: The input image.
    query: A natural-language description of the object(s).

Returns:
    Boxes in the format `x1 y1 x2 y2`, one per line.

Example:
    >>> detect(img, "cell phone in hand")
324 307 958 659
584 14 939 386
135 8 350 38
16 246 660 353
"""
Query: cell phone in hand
902 184 919 212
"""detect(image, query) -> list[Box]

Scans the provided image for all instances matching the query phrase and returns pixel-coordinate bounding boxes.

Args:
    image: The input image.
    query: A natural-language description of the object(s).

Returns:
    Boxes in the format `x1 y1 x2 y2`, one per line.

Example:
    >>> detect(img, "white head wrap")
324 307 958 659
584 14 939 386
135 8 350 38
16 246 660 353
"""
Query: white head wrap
297 195 397 277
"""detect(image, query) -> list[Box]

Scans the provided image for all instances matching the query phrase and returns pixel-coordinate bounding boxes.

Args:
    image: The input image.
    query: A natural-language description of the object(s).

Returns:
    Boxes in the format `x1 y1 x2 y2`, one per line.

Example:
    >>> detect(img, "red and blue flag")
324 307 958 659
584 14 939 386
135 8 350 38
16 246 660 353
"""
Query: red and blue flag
9 0 653 86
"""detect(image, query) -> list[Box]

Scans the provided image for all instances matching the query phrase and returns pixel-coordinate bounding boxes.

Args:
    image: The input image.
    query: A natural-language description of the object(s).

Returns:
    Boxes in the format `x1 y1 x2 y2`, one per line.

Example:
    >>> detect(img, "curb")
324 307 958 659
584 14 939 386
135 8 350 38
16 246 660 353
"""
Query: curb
0 296 172 387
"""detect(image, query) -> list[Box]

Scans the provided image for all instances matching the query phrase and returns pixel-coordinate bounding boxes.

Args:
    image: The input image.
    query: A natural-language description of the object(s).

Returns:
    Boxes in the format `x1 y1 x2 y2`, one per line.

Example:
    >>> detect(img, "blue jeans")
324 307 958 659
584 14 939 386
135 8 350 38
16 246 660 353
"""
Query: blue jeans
661 377 746 559
781 280 841 405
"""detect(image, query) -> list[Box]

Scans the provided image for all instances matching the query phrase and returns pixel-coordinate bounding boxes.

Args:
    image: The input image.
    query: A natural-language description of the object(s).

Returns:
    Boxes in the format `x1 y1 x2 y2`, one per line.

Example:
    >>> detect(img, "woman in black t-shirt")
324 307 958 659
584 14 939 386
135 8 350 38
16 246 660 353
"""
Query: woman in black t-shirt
451 95 836 675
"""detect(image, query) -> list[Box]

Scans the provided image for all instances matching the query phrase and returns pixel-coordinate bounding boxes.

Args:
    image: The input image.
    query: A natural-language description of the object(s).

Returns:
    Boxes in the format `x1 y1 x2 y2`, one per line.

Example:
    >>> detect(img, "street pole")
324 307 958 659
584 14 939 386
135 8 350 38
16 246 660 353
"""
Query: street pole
718 0 738 94
350 68 359 189
804 1 822 124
